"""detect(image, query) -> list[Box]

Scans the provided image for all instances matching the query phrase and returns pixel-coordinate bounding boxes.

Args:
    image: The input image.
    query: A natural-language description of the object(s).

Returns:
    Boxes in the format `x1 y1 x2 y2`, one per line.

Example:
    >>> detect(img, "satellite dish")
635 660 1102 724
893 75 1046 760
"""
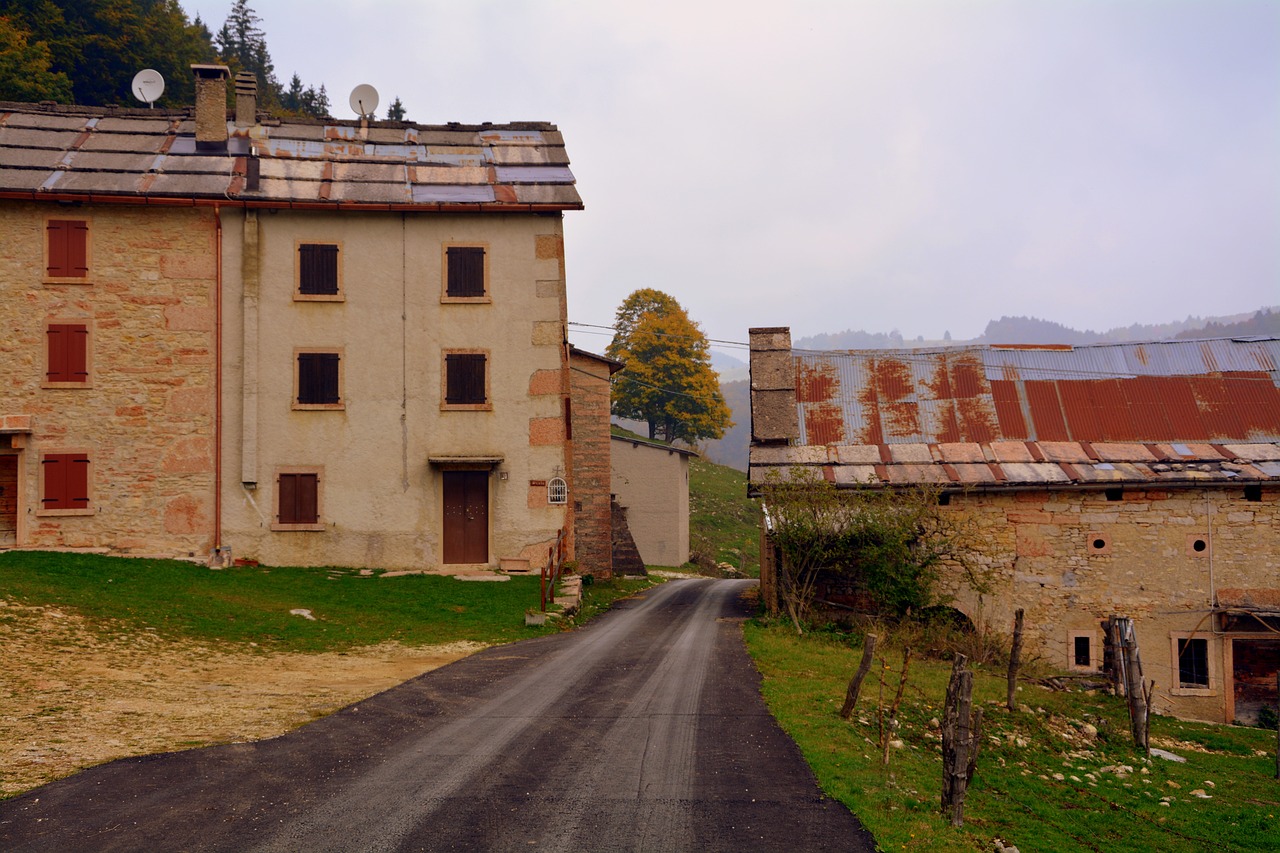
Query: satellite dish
349 84 380 119
131 69 165 107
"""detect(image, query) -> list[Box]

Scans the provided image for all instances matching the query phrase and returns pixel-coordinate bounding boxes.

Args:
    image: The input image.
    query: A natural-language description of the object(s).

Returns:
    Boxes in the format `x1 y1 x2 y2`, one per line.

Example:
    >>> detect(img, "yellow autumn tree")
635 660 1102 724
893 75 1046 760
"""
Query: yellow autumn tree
605 289 732 443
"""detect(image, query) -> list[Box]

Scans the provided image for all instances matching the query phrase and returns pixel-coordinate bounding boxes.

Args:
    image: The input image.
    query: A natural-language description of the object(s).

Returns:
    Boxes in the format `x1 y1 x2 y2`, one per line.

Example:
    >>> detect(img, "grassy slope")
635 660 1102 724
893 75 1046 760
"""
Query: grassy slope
0 551 649 652
745 622 1280 853
688 456 760 575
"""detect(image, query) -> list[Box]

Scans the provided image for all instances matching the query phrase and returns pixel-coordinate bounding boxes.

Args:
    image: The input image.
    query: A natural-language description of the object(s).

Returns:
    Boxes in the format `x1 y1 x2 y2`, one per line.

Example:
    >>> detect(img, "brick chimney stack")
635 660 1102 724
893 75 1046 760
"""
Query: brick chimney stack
191 64 231 150
234 72 258 127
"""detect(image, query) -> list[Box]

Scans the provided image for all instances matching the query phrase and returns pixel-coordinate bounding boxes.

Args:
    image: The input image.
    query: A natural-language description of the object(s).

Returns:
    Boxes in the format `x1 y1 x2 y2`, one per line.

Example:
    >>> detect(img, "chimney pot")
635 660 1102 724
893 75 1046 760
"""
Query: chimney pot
191 64 231 150
234 72 258 127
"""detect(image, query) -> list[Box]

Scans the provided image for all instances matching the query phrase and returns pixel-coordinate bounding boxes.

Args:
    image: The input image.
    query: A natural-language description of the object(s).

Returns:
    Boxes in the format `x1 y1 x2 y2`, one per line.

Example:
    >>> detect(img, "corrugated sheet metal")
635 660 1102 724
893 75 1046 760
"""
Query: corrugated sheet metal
794 338 1280 446
765 338 1280 489
0 104 582 210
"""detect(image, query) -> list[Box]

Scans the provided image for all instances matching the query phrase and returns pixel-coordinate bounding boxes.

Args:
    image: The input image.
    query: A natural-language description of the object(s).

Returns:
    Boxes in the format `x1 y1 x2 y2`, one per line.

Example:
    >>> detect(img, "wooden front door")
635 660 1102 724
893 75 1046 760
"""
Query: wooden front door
0 455 17 546
443 470 489 564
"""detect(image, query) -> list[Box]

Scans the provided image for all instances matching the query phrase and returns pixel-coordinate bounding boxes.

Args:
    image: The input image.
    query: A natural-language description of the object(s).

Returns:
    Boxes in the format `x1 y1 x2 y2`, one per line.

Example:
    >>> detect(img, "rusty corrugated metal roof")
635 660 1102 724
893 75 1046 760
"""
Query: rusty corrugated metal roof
795 338 1280 446
0 103 581 211
752 337 1280 490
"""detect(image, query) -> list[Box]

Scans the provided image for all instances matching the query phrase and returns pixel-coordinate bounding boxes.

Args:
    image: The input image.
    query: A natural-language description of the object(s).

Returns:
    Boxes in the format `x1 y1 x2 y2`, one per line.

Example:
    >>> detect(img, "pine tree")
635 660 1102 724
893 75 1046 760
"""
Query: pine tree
386 97 406 121
605 289 732 444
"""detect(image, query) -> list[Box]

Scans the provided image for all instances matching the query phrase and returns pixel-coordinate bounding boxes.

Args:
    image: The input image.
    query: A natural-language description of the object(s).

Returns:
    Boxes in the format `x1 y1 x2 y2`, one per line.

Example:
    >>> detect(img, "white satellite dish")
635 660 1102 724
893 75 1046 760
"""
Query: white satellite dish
131 69 165 107
349 84 380 119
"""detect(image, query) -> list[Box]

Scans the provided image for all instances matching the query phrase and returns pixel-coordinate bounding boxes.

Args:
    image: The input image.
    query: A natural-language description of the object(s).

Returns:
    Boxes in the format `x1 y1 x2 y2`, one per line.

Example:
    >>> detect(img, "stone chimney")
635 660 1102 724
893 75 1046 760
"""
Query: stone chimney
191 64 231 150
234 72 258 127
748 327 799 444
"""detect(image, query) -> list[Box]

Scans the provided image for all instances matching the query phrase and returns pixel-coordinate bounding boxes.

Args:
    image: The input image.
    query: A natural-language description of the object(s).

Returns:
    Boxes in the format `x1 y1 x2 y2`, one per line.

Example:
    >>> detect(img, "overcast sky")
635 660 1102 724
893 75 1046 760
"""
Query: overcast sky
196 1 1279 354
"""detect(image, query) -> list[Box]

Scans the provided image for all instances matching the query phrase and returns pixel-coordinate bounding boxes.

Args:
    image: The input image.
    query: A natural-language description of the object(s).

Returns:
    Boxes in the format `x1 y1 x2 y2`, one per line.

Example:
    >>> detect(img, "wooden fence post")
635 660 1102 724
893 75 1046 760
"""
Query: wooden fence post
1115 617 1149 752
1006 608 1024 712
840 633 878 720
1275 671 1279 781
941 653 981 827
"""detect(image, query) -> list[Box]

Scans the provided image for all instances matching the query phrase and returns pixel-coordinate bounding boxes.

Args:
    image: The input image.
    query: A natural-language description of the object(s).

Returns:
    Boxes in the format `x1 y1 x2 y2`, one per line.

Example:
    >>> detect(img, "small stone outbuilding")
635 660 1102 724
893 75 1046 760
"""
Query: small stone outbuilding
749 327 1280 725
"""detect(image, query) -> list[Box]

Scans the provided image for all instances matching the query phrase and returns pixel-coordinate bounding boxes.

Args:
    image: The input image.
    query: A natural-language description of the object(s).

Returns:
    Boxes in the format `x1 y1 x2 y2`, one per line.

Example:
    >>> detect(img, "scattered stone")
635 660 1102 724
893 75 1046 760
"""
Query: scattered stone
289 609 316 621
1080 722 1098 739
1203 780 1215 788
993 838 1021 853
1150 748 1186 763
1166 780 1181 789
889 739 905 749
1190 789 1212 799
1069 775 1082 783
1052 773 1065 781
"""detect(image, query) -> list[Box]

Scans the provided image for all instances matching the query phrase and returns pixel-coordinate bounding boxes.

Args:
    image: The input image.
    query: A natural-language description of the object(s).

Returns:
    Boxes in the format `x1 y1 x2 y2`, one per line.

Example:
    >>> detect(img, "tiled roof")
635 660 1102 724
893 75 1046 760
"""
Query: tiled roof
750 336 1280 489
0 103 581 211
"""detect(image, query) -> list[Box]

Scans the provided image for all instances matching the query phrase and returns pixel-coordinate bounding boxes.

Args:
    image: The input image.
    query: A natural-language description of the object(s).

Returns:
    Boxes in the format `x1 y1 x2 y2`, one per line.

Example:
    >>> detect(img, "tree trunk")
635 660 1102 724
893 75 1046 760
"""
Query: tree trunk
1006 608 1024 712
840 633 877 720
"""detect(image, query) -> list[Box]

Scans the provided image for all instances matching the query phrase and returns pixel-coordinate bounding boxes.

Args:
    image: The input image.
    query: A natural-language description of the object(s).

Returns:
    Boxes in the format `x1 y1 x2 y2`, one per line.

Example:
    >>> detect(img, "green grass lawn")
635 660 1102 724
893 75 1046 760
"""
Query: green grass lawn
745 621 1280 853
0 551 644 653
688 456 759 575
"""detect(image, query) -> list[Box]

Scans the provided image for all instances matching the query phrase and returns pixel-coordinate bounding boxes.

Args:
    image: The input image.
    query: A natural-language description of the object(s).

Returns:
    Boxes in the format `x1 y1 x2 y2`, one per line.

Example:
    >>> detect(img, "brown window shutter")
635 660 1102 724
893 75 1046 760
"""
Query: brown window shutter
446 353 486 404
68 221 88 276
48 221 88 278
446 247 485 297
299 244 339 295
70 325 89 379
47 221 68 277
41 453 89 509
278 473 298 523
278 473 318 524
68 455 90 508
48 325 89 382
41 455 67 508
298 353 340 404
47 326 68 381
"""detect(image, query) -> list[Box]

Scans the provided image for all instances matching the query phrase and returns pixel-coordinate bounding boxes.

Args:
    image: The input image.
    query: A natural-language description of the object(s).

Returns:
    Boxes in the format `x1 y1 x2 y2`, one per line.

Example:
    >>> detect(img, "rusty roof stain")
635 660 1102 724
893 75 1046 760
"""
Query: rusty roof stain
0 103 581 211
754 338 1280 490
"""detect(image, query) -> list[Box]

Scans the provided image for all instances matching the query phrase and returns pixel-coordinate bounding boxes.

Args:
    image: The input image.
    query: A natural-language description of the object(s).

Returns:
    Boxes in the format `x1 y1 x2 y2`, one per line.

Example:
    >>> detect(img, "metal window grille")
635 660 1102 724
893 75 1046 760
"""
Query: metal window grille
547 477 568 505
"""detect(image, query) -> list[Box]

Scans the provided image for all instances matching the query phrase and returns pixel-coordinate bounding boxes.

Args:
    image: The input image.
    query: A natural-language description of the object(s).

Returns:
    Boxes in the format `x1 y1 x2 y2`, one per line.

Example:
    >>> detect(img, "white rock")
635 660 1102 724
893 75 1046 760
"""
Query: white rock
1190 789 1212 799
289 608 316 620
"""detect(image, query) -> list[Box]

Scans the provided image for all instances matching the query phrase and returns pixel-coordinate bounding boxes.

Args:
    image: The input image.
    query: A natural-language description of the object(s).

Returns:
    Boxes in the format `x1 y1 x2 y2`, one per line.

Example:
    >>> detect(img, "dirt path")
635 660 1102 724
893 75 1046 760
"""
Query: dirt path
0 599 481 797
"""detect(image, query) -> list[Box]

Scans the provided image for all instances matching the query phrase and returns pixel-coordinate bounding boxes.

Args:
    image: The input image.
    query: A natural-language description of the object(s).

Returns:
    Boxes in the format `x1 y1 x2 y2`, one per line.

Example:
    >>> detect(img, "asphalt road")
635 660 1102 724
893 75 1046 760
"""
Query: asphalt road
0 578 876 852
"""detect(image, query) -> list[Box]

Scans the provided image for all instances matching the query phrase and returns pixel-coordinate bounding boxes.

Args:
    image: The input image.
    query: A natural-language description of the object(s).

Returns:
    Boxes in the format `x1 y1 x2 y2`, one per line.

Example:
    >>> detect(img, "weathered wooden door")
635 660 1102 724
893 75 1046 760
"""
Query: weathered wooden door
443 470 489 563
0 455 16 546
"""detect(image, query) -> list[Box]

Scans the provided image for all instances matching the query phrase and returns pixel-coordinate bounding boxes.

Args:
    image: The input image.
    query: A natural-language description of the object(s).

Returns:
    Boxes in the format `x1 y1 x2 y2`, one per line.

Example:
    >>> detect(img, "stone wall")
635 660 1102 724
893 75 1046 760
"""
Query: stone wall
0 202 217 557
569 352 614 577
934 485 1280 723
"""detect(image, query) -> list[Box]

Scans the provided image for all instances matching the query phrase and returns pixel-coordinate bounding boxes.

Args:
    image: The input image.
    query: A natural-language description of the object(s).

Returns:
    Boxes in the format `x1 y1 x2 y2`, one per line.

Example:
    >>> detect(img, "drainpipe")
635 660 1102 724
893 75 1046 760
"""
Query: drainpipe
214 206 223 561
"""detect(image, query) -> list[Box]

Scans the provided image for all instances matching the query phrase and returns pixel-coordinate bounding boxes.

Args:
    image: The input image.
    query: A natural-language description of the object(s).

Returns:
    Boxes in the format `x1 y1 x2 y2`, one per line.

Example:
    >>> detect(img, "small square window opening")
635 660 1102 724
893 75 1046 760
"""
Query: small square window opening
1177 637 1209 688
298 244 340 296
445 353 487 406
446 246 486 298
296 352 341 406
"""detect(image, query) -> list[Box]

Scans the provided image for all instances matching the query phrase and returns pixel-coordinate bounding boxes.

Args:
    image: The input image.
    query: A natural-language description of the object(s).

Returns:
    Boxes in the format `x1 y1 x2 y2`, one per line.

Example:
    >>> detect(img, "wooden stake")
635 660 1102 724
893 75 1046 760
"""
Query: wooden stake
881 647 913 767
1006 608 1025 712
941 653 976 827
840 633 878 720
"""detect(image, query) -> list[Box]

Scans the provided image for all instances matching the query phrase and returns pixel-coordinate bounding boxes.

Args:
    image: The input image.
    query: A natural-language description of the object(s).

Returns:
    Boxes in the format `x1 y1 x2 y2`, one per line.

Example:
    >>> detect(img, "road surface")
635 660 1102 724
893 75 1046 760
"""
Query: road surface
0 578 876 852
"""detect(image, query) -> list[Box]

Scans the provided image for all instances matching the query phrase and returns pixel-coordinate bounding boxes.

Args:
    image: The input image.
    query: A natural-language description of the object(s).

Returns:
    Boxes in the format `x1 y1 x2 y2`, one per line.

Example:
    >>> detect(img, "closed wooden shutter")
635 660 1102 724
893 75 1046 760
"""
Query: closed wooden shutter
47 220 88 278
46 324 89 382
446 353 486 404
42 453 90 509
299 244 339 295
446 247 485 297
297 353 340 404
278 473 319 524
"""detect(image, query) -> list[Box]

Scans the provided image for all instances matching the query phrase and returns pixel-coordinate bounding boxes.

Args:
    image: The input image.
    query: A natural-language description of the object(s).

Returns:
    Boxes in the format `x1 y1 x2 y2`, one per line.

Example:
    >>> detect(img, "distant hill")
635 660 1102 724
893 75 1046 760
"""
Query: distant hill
794 307 1278 351
1174 308 1280 340
697 379 749 472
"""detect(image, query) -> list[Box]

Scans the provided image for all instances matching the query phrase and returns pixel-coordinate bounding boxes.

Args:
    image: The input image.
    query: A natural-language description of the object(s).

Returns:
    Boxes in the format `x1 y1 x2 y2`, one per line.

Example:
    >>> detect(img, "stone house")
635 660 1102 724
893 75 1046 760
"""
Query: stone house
748 327 1280 724
611 435 695 568
0 66 584 572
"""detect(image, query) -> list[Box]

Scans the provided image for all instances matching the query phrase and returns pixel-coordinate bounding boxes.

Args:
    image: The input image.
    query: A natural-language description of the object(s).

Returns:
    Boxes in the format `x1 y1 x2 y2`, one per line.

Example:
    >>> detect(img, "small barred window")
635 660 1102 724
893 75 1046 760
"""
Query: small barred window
547 477 568 505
